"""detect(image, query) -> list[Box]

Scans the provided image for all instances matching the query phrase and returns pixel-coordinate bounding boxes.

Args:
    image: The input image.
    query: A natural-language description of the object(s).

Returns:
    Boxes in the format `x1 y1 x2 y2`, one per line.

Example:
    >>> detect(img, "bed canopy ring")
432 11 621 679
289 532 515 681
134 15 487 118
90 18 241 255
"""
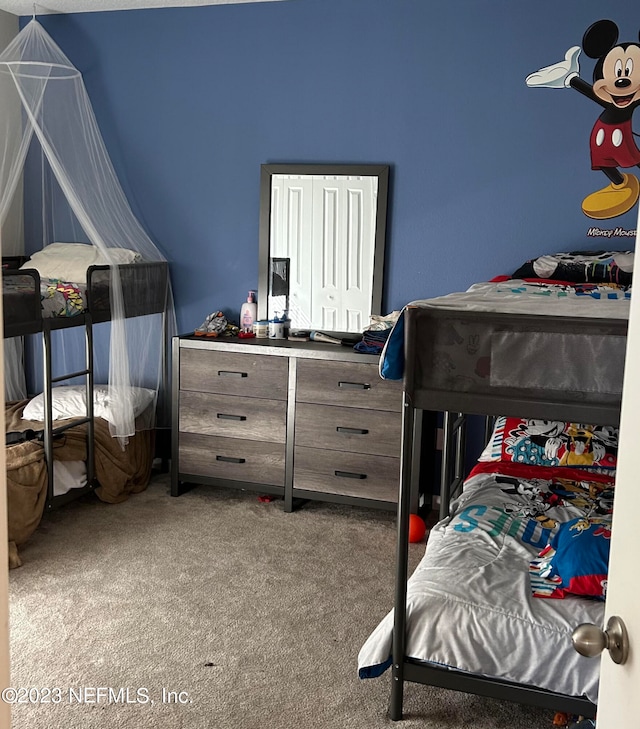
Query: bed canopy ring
0 61 81 79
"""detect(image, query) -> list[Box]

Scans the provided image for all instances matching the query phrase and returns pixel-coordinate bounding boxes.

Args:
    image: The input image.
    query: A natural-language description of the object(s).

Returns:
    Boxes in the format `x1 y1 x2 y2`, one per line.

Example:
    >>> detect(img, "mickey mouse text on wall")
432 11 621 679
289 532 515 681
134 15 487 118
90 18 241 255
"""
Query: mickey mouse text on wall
527 19 640 220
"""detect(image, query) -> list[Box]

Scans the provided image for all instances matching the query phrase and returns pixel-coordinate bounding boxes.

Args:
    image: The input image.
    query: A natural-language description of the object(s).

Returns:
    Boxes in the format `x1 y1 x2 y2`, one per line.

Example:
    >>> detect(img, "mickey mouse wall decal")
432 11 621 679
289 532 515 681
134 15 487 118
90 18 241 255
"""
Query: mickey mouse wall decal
526 19 640 220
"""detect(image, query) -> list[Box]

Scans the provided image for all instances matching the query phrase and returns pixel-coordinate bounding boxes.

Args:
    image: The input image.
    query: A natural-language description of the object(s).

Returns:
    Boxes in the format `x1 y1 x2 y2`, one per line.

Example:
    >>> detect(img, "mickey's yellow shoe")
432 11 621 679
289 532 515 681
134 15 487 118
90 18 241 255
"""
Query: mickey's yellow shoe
582 173 640 219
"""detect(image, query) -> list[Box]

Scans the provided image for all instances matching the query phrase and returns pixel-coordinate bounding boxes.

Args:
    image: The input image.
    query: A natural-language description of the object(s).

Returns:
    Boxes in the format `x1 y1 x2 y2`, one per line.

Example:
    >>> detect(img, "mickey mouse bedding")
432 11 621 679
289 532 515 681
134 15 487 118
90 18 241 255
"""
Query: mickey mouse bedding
358 418 616 703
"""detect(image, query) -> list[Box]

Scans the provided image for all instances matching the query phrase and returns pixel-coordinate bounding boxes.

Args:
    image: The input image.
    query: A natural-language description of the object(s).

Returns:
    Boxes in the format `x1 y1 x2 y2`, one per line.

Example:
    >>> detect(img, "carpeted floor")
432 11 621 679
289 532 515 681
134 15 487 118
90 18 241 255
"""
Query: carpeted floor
8 472 557 729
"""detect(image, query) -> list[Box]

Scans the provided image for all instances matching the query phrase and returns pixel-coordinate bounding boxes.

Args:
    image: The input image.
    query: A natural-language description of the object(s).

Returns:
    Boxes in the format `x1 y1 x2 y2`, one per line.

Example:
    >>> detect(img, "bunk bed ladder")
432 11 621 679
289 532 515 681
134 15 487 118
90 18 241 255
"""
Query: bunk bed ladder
42 314 96 510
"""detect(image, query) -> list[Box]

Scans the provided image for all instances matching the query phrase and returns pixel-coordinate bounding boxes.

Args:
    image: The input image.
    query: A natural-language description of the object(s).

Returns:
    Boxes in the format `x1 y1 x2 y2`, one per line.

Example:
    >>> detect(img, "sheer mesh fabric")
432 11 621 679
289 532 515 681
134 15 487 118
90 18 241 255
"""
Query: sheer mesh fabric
0 20 176 444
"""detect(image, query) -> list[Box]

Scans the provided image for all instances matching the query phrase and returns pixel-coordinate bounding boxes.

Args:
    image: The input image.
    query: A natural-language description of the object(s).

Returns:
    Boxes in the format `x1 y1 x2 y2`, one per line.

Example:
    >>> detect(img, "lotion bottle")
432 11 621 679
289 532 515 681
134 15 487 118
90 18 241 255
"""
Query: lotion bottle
240 291 257 332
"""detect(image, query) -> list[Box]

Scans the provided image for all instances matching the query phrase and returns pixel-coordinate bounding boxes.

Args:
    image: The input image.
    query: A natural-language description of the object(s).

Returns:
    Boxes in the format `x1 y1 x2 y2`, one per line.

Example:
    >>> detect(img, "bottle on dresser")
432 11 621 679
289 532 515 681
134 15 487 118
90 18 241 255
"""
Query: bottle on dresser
240 291 257 333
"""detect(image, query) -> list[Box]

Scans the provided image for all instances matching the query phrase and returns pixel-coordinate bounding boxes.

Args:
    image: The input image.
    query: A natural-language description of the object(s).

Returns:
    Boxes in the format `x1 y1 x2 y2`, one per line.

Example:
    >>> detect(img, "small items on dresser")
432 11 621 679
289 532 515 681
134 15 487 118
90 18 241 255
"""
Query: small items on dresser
240 290 257 333
268 316 285 339
194 311 237 338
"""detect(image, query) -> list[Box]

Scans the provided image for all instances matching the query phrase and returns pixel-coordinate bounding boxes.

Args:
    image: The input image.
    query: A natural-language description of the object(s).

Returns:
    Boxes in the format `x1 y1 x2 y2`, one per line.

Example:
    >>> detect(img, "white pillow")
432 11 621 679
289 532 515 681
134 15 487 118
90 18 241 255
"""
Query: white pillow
23 385 156 426
20 242 141 285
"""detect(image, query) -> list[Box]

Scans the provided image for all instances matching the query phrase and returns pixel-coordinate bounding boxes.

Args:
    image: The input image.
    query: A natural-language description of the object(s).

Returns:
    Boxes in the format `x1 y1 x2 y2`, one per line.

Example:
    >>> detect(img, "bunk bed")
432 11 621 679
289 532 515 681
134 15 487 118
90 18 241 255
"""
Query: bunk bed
358 251 630 721
2 246 169 566
0 19 177 568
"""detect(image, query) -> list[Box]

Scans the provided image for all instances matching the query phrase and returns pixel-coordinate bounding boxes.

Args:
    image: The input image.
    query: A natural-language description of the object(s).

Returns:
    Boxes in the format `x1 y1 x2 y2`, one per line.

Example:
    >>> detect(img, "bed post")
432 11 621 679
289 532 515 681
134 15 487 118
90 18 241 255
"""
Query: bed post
389 306 417 721
84 314 95 486
42 321 54 509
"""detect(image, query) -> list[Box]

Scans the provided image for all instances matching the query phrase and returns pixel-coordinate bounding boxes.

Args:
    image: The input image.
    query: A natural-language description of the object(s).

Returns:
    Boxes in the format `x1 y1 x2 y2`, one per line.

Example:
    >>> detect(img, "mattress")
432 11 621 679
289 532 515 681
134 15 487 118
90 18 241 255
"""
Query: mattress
400 278 630 319
358 462 614 704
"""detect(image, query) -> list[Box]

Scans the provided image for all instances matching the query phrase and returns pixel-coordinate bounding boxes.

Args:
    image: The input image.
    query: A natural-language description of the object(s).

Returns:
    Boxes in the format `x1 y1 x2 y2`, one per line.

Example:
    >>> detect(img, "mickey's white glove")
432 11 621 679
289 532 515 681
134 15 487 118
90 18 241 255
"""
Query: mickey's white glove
526 46 581 88
544 437 562 461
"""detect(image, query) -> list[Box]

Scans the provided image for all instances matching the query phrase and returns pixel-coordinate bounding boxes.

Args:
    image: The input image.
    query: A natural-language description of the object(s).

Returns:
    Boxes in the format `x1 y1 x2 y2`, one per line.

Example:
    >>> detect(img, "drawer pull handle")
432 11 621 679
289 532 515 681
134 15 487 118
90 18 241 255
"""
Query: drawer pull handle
336 427 369 435
338 381 371 390
218 370 248 378
334 470 367 480
217 413 247 421
216 455 246 464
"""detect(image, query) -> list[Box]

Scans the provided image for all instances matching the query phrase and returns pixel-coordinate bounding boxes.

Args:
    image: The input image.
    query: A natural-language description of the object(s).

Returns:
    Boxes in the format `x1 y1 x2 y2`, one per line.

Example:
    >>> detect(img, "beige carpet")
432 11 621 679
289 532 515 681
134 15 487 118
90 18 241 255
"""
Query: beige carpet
9 472 555 729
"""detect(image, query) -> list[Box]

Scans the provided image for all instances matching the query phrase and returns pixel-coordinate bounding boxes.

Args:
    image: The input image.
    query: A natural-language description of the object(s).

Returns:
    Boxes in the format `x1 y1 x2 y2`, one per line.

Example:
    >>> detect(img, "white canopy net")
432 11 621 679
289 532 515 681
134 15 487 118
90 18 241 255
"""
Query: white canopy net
0 19 176 444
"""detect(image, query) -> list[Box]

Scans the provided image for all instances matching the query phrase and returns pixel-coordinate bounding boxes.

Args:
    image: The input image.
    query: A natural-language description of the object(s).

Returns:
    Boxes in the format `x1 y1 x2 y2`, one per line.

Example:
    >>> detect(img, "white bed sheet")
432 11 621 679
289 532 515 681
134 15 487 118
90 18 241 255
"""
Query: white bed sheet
358 467 612 704
406 279 630 318
52 460 87 496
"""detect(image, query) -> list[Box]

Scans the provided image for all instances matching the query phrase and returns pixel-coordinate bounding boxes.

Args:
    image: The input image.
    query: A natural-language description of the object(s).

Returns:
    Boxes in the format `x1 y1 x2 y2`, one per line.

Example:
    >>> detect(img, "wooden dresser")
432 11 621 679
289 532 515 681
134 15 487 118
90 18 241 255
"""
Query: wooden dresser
172 335 427 512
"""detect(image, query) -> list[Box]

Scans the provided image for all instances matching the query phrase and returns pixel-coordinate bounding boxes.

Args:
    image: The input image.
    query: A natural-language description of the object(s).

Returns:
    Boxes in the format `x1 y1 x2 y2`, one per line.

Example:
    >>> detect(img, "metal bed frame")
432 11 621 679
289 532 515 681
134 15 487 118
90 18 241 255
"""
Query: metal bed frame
2 259 169 511
389 303 626 721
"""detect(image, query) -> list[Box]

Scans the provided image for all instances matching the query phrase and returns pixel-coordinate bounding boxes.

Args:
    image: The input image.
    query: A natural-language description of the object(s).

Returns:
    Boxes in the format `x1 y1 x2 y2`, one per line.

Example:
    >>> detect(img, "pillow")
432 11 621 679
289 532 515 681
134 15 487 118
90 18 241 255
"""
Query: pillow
22 385 155 426
478 416 618 470
20 242 141 285
511 250 633 286
529 517 611 600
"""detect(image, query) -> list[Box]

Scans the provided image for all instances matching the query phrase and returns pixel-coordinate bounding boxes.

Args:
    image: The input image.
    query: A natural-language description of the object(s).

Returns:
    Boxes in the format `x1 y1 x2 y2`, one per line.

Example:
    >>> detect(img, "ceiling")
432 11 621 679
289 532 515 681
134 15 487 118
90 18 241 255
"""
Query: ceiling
0 0 284 16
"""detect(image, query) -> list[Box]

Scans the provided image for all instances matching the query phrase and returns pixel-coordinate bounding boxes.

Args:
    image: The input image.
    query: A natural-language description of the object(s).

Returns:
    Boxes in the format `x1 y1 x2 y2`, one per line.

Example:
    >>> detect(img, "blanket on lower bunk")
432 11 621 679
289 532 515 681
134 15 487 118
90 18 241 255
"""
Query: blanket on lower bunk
5 400 154 567
358 462 614 704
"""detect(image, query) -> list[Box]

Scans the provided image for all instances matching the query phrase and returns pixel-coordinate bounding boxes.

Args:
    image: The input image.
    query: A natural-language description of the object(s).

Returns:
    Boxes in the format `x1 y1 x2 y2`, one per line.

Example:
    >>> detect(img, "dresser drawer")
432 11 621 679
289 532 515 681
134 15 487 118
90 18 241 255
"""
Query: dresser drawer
295 403 401 457
293 446 399 502
296 359 401 411
179 391 286 443
180 348 288 399
180 433 285 486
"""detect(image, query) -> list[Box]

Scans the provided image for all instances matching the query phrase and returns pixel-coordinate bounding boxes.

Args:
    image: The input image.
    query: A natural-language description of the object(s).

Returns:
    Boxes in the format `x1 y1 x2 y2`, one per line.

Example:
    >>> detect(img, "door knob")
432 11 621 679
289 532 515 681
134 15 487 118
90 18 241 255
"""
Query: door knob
571 615 629 665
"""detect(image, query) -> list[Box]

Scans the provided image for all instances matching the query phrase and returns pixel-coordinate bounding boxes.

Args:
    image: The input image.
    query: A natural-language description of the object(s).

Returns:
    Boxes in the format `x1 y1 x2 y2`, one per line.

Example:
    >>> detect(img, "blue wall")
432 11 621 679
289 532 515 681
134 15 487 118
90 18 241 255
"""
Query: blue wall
26 0 640 334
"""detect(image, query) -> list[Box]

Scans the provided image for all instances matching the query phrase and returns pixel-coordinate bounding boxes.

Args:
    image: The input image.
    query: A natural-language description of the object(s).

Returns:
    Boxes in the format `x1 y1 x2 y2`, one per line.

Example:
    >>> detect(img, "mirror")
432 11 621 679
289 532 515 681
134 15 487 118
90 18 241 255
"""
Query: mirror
258 163 389 336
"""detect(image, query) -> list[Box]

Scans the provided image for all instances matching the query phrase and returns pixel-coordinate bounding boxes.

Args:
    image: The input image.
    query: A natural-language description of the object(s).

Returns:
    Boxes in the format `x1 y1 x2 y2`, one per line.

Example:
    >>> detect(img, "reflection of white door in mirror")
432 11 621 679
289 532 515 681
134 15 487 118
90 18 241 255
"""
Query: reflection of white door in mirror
269 174 314 328
260 164 387 336
270 174 378 331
